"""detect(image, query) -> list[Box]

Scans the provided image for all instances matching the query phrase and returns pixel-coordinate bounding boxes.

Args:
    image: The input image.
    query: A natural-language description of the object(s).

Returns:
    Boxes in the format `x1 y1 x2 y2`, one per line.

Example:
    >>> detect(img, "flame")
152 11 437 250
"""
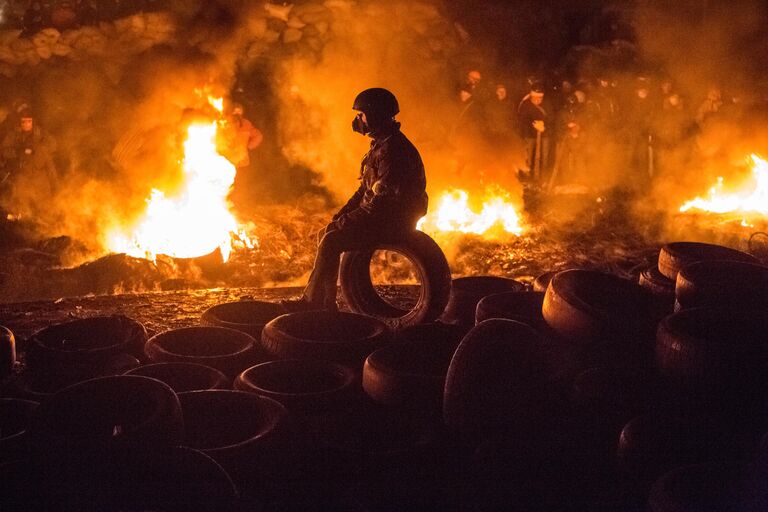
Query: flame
107 97 251 262
417 188 524 236
680 154 768 216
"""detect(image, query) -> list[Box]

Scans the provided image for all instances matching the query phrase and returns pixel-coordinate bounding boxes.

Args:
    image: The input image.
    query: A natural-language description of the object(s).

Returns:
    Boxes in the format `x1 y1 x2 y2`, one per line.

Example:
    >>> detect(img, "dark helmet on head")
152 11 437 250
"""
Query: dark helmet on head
352 88 399 118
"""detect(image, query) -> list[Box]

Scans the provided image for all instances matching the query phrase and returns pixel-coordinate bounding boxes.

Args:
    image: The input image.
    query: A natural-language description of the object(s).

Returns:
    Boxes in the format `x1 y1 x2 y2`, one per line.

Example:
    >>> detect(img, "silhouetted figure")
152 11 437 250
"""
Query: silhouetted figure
282 88 427 311
518 83 550 184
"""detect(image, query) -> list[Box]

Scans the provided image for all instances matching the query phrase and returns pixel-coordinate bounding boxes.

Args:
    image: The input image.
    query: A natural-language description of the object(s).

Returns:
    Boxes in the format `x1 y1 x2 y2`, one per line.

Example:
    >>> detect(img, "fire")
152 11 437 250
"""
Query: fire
680 154 768 216
107 97 250 262
417 188 524 236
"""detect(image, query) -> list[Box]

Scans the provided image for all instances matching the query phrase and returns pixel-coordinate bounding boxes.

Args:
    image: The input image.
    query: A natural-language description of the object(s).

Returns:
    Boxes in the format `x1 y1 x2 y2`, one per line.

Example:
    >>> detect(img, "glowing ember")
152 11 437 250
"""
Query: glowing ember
680 154 768 216
107 98 250 262
417 188 524 236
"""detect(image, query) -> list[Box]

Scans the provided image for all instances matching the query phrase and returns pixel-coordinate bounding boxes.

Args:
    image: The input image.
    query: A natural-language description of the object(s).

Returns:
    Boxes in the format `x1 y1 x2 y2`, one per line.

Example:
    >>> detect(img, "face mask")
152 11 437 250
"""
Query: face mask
352 113 368 135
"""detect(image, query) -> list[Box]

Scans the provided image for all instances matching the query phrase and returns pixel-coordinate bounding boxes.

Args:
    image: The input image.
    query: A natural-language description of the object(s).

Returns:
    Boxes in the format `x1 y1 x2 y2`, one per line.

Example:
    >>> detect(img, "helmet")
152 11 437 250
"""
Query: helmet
352 88 399 118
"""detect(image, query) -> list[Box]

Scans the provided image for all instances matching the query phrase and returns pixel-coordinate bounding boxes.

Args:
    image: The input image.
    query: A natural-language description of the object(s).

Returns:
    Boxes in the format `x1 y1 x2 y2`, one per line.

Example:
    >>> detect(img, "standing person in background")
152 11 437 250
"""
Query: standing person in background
222 102 263 170
517 83 550 184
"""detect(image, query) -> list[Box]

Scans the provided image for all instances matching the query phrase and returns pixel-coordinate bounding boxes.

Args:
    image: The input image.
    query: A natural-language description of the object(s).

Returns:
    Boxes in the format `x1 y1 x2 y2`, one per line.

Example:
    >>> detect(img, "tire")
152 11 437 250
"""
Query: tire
27 315 147 372
0 326 15 379
145 326 259 377
656 308 768 399
177 390 289 486
31 375 184 460
675 260 768 310
260 311 391 365
657 241 758 281
339 230 452 329
475 291 546 327
234 359 358 414
394 320 470 344
533 270 559 292
639 265 675 297
201 300 286 339
443 319 558 440
542 269 650 344
0 398 39 464
648 463 746 512
362 336 460 413
441 276 526 326
125 362 229 393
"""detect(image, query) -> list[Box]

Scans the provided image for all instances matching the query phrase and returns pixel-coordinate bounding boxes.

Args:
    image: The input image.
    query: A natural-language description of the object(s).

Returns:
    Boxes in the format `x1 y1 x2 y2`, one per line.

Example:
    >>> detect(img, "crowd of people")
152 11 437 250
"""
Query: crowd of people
454 68 749 193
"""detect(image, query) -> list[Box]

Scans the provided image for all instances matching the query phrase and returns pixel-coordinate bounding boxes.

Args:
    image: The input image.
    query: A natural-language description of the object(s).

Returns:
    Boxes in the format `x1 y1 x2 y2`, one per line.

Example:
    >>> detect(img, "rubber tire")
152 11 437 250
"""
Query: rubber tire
362 337 460 412
542 269 650 344
675 260 768 310
0 326 15 379
177 390 289 485
656 308 768 400
125 362 230 393
201 300 286 339
145 326 259 377
441 276 526 326
27 315 147 371
533 270 559 293
0 398 39 464
234 359 358 413
639 265 675 297
657 241 758 281
260 311 391 365
339 230 452 330
648 463 746 512
475 291 546 326
443 319 557 440
31 375 184 460
394 320 470 344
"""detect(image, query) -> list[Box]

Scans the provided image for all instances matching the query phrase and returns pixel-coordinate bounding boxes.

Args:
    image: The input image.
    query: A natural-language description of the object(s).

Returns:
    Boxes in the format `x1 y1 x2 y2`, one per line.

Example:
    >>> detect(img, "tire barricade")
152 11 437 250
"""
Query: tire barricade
440 276 525 326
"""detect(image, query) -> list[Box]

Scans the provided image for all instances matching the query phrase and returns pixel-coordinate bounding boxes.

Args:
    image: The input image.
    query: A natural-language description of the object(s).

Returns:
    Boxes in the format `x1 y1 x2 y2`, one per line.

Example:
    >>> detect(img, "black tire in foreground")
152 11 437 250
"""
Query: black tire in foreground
178 390 289 487
542 269 650 344
201 300 286 339
648 463 748 512
31 375 183 460
0 398 39 464
125 362 230 393
339 230 452 329
475 291 546 328
26 315 147 372
657 241 758 281
234 359 358 414
443 319 559 441
145 326 259 377
261 311 391 365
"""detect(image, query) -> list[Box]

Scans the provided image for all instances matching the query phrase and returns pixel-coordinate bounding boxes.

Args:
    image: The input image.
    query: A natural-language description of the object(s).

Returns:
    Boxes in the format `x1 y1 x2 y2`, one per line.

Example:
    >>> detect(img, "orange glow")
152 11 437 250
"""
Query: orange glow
107 97 253 262
417 187 524 236
680 154 768 217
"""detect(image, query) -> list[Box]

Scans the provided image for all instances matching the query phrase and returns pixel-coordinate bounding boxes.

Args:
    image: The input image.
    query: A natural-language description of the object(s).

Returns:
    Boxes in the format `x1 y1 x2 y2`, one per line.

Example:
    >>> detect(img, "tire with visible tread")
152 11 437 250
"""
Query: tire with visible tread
31 375 184 459
201 300 286 339
234 359 358 413
657 241 758 281
443 319 558 440
27 315 147 371
125 362 229 393
260 311 391 365
339 230 451 329
145 326 259 377
542 269 650 344
363 336 460 412
675 260 768 310
639 265 675 297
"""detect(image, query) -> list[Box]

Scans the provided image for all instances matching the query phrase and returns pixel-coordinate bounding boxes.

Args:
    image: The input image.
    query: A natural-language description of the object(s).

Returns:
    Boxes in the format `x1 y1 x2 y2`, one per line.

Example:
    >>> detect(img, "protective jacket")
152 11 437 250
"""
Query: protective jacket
334 122 427 230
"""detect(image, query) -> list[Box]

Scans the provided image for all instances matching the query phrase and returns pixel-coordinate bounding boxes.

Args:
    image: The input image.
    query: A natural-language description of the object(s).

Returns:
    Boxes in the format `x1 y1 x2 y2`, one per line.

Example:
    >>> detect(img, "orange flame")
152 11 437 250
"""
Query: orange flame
680 154 768 218
417 188 524 236
107 97 252 262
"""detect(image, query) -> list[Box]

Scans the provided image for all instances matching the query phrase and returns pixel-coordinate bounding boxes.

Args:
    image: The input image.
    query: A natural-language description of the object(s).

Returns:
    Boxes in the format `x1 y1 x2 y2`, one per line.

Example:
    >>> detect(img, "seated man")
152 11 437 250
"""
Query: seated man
283 88 428 311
